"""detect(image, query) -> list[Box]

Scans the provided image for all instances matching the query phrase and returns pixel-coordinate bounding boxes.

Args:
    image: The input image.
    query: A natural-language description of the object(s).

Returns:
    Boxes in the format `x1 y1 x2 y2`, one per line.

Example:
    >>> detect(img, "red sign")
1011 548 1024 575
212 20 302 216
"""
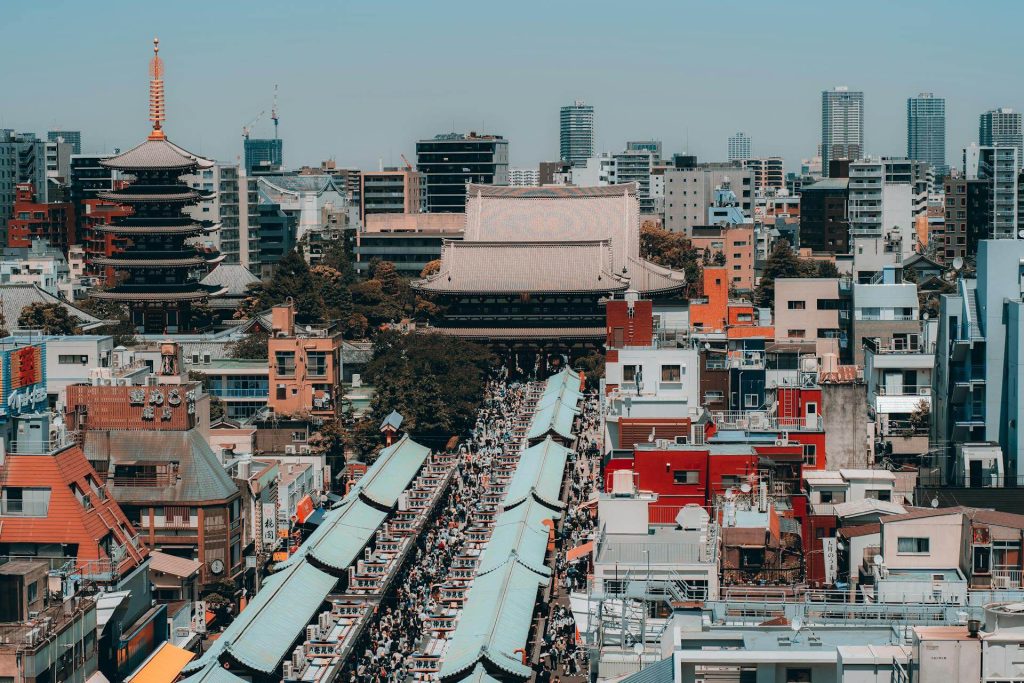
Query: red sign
295 495 315 524
10 346 42 389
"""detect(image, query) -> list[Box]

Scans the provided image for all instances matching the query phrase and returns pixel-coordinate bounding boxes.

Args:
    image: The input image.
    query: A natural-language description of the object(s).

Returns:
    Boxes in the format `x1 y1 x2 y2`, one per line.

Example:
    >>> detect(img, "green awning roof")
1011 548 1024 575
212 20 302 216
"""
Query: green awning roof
503 437 570 511
438 556 549 680
351 435 431 507
527 395 579 441
478 497 558 577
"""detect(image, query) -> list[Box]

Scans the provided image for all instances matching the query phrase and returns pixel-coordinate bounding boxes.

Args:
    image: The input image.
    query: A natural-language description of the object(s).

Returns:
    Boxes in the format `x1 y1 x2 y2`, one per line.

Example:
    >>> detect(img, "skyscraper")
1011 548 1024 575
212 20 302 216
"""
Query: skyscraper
416 132 508 212
560 101 594 167
821 86 864 177
47 130 81 155
907 93 946 180
243 137 283 174
980 108 1023 170
728 132 751 161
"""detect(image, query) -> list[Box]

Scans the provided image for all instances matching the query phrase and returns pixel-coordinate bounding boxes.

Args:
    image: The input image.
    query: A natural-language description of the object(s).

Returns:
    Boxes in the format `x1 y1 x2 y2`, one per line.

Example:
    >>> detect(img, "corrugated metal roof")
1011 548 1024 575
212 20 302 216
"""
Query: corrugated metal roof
619 655 676 683
503 437 570 511
298 499 387 573
177 665 248 683
479 498 558 577
438 556 548 680
189 562 335 674
83 429 239 503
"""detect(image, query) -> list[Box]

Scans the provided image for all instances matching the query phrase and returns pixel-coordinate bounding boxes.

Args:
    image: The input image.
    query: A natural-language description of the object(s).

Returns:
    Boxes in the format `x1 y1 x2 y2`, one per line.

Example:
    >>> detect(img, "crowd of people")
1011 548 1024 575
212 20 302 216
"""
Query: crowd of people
340 374 530 682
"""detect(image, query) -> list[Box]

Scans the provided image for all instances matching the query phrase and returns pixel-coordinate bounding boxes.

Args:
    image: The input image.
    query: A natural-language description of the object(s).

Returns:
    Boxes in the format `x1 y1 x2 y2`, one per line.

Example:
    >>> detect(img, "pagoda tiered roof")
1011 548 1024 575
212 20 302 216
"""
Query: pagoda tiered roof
91 283 228 302
100 137 214 171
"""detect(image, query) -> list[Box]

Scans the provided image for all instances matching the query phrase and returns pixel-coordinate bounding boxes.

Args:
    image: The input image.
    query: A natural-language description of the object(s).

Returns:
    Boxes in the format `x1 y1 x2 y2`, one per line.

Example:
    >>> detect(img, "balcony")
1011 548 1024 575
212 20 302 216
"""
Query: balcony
712 410 822 431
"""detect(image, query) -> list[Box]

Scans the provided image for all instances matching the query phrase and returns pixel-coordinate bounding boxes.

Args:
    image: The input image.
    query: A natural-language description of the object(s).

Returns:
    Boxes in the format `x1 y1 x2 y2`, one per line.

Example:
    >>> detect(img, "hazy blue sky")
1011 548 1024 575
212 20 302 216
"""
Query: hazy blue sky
3 0 1020 172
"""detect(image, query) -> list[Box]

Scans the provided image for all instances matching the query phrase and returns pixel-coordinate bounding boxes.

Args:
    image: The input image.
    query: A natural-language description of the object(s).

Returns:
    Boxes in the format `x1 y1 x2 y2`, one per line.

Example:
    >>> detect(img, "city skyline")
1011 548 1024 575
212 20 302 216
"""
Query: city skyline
2 1 1022 173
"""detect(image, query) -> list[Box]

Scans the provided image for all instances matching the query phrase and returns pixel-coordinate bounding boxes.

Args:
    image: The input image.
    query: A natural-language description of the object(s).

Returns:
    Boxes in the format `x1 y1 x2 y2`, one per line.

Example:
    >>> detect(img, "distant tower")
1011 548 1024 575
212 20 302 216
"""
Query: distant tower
728 132 751 162
560 101 594 167
907 93 947 180
980 108 1023 170
821 86 864 177
88 38 225 333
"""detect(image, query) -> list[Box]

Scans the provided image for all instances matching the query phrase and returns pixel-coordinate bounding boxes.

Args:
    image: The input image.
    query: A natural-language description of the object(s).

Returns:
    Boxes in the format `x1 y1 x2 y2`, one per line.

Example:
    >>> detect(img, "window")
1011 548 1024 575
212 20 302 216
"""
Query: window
994 540 1021 570
70 483 92 510
817 328 842 339
673 470 700 485
1 487 51 517
865 489 892 501
306 351 328 377
274 351 296 376
623 365 639 386
744 393 759 408
787 329 806 338
661 365 682 388
787 301 806 310
802 444 817 465
897 537 930 554
817 299 842 310
721 475 744 488
58 354 88 365
819 489 846 504
704 390 724 404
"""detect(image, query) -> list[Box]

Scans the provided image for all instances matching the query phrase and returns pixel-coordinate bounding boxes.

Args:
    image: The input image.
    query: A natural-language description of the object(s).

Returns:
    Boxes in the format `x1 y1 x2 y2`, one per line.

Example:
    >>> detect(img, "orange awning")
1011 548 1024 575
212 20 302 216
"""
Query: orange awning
566 541 594 562
127 642 194 683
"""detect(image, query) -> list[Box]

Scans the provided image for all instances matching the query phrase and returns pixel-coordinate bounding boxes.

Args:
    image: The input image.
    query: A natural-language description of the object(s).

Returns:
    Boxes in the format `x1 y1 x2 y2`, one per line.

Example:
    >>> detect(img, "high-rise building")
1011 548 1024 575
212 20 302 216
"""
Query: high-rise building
611 149 655 214
664 163 754 233
183 162 243 264
0 131 47 244
44 140 72 186
848 157 929 241
560 101 594 167
821 87 864 177
416 132 508 213
47 130 81 155
508 168 540 186
980 108 1024 170
728 132 751 161
799 178 850 254
243 137 283 174
87 39 224 332
907 93 947 181
941 176 991 263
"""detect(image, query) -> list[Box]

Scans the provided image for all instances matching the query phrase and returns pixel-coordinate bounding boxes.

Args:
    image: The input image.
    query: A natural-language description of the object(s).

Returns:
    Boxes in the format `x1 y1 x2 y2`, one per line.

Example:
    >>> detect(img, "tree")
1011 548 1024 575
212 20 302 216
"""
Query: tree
575 350 606 381
239 248 326 323
75 298 137 346
753 241 840 308
226 329 269 359
909 399 931 434
640 223 703 298
18 302 79 335
420 259 442 278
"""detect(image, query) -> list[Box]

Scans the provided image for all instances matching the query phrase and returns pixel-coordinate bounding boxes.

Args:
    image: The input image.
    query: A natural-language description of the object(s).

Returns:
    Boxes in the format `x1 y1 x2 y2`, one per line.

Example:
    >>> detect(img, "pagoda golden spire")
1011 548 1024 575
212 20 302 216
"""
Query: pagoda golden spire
148 37 166 140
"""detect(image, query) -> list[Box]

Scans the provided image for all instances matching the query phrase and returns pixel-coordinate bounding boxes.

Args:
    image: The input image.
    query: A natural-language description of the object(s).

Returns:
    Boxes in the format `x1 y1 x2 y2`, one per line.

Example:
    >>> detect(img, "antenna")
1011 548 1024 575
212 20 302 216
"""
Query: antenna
272 84 280 140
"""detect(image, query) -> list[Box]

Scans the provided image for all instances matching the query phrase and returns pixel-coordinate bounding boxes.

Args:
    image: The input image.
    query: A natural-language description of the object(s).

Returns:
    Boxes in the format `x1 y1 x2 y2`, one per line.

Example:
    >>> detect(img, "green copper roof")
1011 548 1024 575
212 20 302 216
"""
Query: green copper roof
503 437 570 511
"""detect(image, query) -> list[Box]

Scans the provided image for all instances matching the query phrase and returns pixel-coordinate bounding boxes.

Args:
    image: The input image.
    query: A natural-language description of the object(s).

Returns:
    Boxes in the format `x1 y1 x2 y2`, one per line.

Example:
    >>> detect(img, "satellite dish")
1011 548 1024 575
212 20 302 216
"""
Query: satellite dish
740 483 752 494
931 497 940 508
873 554 884 566
704 342 712 350
791 617 802 633
836 541 845 551
633 642 644 655
952 256 964 271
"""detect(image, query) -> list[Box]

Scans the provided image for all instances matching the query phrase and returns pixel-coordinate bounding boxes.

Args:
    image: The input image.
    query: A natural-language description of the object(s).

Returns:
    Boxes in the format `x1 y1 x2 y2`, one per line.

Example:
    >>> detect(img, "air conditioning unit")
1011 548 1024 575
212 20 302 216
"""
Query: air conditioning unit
655 438 670 449
992 575 1011 589
918 387 931 396
283 662 294 680
306 624 318 641
291 647 305 670
298 445 312 454
284 445 296 454
352 374 362 388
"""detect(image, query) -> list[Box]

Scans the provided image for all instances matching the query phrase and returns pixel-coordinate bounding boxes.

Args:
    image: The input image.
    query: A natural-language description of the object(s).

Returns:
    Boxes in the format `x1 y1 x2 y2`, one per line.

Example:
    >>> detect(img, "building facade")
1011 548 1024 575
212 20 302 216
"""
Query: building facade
47 130 81 155
800 178 850 254
416 133 509 213
743 157 784 191
243 137 283 175
941 176 991 263
359 168 422 220
728 132 751 161
848 157 929 241
821 86 864 178
0 131 47 244
664 164 754 233
980 108 1023 169
7 183 74 251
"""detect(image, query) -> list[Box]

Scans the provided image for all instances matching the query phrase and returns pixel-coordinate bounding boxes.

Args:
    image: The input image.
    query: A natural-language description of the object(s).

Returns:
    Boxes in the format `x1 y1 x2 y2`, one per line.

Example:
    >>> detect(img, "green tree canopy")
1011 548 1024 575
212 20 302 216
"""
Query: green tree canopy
18 302 79 335
639 223 703 298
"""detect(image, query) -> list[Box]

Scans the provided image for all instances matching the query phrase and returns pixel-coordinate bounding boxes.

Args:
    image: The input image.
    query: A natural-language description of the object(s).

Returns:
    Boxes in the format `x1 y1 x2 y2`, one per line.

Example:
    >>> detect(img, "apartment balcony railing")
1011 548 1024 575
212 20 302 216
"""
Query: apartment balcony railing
990 569 1024 588
711 410 822 431
873 385 932 397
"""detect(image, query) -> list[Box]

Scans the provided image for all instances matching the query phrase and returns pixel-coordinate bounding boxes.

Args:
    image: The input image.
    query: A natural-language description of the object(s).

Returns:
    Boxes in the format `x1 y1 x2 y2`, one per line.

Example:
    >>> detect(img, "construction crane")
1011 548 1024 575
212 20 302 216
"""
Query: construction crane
271 84 280 139
400 154 413 172
242 110 265 140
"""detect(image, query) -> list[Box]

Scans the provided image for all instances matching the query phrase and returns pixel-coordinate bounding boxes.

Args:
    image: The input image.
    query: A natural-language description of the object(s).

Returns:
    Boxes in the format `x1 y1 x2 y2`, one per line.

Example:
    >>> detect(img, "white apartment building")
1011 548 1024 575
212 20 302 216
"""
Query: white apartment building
848 158 928 242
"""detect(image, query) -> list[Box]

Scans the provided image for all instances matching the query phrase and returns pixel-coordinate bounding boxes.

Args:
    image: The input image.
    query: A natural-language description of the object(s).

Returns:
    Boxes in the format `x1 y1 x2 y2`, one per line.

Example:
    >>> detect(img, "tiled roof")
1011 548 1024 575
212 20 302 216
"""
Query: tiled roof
0 283 103 331
97 189 200 203
479 496 559 577
82 429 239 504
819 365 860 384
101 138 214 171
878 506 969 523
503 437 571 511
838 523 882 538
415 240 627 294
149 551 202 578
200 265 260 297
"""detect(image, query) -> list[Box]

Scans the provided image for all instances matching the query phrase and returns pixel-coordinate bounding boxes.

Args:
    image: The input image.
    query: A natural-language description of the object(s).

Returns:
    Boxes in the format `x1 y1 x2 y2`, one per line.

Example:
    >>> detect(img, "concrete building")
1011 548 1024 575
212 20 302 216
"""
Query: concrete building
613 149 656 213
908 93 947 181
626 140 662 159
183 162 241 262
976 146 1019 239
822 87 864 178
560 100 594 166
864 333 934 454
774 278 846 349
416 132 508 213
848 157 929 242
689 225 756 292
933 240 1024 482
571 153 615 187
7 183 74 251
267 302 344 419
359 168 422 220
851 265 921 366
942 176 992 263
507 167 539 186
728 131 751 161
743 156 784 191
0 131 47 243
664 164 754 233
354 212 464 276
980 108 1023 169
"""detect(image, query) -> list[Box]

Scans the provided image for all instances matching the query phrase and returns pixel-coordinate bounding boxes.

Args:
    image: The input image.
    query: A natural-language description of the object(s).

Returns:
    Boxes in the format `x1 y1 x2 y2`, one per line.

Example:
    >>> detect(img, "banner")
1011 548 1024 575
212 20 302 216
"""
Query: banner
261 503 278 546
822 537 839 585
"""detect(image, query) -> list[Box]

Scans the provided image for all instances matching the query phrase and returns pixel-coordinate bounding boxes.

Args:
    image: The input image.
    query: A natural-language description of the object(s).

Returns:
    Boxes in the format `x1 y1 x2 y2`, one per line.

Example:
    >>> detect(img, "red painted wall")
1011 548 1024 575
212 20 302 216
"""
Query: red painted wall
606 299 654 348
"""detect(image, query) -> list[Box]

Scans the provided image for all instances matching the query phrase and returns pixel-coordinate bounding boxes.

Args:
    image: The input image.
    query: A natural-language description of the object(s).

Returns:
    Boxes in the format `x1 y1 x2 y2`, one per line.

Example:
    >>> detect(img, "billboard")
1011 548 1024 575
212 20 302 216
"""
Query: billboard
0 343 47 418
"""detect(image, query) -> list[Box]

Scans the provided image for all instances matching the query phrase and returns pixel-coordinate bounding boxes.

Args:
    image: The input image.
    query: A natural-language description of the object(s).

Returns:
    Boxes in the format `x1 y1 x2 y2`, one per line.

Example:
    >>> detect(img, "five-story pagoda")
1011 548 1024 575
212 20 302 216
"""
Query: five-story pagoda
89 38 225 333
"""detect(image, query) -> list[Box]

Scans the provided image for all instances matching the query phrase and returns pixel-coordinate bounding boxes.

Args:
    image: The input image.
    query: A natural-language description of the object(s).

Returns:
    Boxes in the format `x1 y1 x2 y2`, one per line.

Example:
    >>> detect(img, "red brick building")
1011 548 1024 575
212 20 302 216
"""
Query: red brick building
7 183 75 250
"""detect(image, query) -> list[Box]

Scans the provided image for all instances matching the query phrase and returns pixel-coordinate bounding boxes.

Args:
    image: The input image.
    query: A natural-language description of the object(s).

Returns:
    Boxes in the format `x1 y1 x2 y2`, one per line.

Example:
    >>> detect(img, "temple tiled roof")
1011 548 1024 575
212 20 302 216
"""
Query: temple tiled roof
0 283 103 331
91 284 227 302
100 137 214 171
91 222 218 236
200 265 260 297
97 189 201 203
93 254 223 268
421 326 606 340
416 240 627 294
